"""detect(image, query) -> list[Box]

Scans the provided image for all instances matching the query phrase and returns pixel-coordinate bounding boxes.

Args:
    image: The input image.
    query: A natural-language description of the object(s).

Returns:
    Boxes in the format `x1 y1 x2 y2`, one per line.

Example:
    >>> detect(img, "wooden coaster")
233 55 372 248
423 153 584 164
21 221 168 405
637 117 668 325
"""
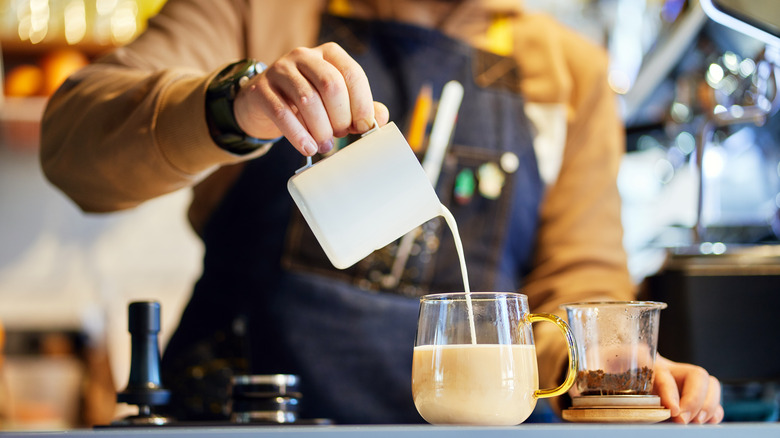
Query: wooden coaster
573 395 661 407
563 396 671 423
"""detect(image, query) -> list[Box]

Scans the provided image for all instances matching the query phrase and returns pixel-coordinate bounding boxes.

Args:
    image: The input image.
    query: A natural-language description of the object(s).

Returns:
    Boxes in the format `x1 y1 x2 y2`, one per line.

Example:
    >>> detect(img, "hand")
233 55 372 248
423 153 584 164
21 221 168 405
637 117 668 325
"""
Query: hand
233 42 390 156
654 354 724 424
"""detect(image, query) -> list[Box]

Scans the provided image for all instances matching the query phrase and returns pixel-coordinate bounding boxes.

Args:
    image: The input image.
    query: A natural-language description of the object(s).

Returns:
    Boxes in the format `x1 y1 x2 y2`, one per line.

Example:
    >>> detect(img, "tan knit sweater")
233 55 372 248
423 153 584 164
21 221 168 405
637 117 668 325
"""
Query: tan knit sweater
40 0 635 395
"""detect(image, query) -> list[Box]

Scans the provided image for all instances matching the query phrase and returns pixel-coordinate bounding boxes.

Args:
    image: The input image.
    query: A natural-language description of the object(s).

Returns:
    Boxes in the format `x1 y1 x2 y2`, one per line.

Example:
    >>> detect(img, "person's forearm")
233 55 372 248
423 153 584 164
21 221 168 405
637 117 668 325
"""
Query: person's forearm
39 0 254 212
40 63 246 212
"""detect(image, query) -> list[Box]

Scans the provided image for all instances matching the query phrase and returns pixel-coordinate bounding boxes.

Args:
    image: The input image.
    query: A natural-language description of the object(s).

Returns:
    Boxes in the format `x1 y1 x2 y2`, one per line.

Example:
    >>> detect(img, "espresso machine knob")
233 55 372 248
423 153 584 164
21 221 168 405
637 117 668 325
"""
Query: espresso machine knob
113 301 172 426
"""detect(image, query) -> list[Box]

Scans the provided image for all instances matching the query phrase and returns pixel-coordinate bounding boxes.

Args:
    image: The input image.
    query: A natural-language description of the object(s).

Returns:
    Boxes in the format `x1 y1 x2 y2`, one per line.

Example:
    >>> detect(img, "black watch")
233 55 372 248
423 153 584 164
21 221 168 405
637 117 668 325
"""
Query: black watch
205 59 280 155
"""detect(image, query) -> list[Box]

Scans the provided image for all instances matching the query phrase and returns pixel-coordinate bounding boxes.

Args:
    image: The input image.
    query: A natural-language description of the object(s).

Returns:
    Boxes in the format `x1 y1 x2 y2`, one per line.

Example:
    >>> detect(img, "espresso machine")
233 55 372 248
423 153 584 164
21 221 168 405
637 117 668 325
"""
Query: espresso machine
643 3 780 422
643 245 780 421
628 0 780 422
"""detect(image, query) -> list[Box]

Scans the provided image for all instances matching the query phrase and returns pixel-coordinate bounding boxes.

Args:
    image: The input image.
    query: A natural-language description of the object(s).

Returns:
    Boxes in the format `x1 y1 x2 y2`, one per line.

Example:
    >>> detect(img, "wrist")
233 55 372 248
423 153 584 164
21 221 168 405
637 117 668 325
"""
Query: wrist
233 87 284 142
205 59 281 155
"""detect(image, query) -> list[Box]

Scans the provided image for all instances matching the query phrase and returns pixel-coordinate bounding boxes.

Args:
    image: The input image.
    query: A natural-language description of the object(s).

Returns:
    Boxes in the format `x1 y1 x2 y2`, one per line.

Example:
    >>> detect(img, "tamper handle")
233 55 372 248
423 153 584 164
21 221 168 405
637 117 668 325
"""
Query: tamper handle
117 301 170 407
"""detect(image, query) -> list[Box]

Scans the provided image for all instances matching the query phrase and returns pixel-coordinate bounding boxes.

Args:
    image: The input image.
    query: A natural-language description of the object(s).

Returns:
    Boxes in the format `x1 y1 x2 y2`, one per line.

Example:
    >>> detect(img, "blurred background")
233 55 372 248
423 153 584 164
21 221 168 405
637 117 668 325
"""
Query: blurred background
0 0 778 430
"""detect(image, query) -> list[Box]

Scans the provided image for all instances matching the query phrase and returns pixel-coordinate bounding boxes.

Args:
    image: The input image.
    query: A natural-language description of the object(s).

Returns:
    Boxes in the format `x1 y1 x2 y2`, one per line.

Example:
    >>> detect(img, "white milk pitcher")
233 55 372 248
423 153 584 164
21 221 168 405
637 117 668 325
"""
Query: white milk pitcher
287 121 442 270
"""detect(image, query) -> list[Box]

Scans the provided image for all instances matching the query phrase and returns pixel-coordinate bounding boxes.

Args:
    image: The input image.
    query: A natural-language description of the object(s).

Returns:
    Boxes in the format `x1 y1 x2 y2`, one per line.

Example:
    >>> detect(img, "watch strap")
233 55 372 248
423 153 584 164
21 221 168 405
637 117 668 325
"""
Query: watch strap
205 59 281 155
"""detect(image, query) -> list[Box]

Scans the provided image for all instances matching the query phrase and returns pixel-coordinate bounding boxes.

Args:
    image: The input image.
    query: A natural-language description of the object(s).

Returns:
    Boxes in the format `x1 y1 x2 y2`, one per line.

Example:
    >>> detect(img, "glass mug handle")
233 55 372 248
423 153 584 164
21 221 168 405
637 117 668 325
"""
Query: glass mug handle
526 313 578 399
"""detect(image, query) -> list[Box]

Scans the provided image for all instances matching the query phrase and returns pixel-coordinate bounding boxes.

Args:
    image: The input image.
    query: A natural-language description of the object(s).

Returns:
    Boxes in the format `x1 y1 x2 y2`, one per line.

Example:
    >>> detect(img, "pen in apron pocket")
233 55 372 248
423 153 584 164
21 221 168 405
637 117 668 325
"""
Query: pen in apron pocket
407 83 433 153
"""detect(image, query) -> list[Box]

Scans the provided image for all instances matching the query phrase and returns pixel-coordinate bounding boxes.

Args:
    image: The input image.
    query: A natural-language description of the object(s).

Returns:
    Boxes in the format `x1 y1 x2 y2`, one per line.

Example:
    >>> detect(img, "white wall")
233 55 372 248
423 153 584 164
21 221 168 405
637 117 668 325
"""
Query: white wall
0 140 203 394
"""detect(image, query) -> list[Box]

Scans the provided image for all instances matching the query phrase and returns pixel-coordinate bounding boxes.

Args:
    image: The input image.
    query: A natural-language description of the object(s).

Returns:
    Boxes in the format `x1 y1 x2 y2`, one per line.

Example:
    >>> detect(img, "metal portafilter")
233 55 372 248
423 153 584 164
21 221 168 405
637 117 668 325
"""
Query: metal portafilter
112 301 172 426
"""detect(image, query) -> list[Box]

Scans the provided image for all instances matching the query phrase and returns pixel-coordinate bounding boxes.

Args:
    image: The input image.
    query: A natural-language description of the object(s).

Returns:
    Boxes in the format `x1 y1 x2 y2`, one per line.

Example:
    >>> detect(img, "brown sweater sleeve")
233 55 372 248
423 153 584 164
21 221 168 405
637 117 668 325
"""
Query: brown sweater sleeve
39 0 257 212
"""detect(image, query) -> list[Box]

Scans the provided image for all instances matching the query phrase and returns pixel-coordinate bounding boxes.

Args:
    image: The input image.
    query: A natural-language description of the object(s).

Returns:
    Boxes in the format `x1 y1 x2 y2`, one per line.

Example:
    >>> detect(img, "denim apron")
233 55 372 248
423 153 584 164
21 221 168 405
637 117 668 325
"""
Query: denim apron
161 14 545 425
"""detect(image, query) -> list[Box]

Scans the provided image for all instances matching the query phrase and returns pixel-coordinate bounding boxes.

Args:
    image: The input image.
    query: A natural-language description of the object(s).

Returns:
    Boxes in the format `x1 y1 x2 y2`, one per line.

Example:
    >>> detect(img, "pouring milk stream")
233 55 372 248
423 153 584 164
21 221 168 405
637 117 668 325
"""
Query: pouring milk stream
287 81 478 343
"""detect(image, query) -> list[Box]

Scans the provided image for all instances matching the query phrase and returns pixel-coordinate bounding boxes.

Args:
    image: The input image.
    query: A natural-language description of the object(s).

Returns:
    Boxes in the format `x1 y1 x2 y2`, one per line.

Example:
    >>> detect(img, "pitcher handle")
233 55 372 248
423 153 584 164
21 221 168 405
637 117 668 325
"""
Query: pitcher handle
527 313 578 399
360 117 380 137
295 118 378 175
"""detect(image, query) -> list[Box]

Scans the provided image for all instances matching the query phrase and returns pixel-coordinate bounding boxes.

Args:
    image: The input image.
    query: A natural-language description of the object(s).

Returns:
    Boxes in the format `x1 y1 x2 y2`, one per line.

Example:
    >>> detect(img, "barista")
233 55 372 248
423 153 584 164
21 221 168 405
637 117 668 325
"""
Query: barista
40 0 723 425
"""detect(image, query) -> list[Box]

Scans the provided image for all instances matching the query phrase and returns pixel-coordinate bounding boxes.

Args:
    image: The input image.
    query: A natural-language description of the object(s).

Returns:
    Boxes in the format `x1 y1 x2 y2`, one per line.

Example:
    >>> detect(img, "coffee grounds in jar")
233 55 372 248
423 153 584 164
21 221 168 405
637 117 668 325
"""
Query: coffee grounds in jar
578 366 654 395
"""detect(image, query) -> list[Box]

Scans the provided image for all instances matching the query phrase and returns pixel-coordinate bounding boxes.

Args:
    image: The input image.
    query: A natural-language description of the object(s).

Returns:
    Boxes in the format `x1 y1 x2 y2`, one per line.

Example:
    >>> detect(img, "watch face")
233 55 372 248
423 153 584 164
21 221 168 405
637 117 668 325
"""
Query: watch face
206 59 274 155
209 59 259 96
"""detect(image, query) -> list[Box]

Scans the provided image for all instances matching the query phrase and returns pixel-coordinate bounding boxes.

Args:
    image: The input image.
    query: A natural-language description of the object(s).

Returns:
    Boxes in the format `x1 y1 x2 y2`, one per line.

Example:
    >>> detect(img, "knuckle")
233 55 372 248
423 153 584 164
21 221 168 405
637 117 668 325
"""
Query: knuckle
320 41 342 53
341 67 363 89
264 61 293 81
709 375 722 393
709 374 719 384
317 73 343 98
295 89 318 109
289 46 311 59
267 101 288 122
291 132 311 149
694 365 709 378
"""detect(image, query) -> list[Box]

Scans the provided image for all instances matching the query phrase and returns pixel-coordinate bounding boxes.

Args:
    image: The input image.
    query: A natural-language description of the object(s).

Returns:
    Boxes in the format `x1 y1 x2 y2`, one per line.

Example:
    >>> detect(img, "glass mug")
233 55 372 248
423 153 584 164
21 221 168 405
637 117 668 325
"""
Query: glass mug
412 292 578 425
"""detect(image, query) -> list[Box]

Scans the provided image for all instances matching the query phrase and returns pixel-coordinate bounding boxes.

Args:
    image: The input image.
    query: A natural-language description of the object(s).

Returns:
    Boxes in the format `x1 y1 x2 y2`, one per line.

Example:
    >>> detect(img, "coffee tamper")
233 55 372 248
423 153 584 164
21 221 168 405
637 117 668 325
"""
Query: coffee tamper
112 301 173 426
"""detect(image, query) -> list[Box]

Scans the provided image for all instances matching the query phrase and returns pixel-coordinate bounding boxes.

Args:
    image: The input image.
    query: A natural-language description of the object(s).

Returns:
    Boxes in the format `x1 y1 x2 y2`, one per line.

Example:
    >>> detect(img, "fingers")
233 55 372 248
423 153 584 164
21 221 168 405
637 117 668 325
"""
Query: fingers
654 355 723 424
244 72 320 156
266 47 342 153
676 364 721 424
675 364 708 423
234 42 383 157
653 357 681 418
374 101 390 127
688 375 723 424
320 42 376 134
